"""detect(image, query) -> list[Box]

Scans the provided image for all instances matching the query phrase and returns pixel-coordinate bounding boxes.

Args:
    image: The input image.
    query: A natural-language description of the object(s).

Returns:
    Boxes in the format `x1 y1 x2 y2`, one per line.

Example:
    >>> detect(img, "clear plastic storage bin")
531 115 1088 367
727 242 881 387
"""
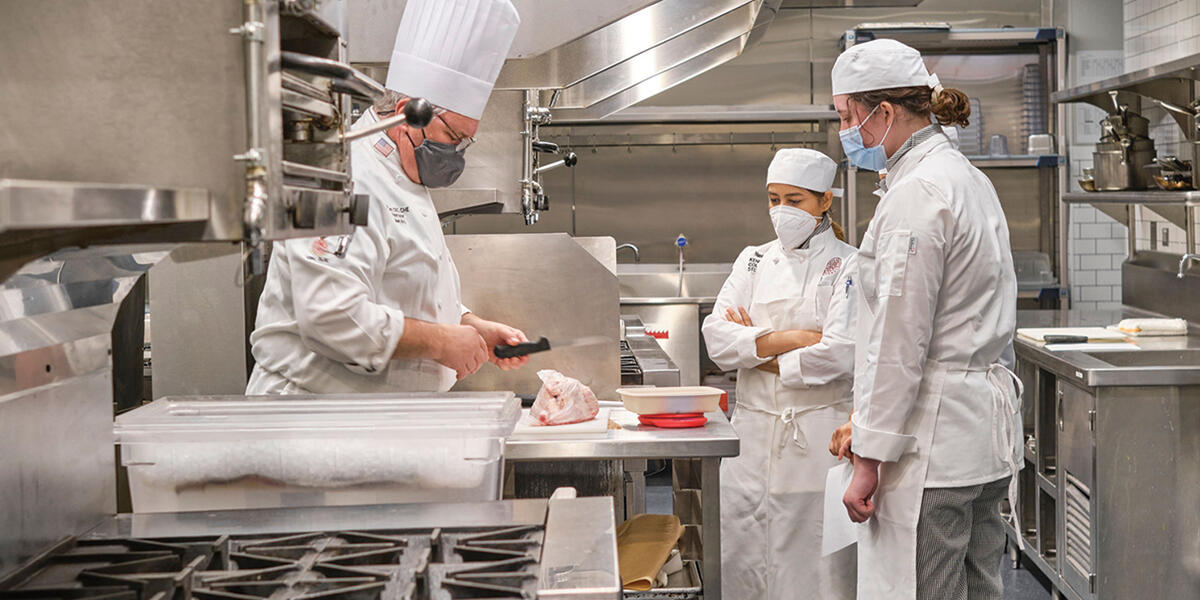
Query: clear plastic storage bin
115 393 520 513
1012 251 1057 289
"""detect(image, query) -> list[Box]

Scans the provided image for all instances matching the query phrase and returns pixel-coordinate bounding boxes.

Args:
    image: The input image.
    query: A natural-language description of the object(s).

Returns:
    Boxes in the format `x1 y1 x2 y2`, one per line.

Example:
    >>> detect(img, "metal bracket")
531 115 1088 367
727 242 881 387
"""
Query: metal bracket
229 21 265 42
233 147 265 166
1088 409 1096 432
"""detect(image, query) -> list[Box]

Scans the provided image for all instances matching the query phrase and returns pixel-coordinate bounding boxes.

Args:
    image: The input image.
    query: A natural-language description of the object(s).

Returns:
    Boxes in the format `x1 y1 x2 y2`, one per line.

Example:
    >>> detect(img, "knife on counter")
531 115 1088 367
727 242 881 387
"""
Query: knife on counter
1043 334 1090 344
494 335 611 359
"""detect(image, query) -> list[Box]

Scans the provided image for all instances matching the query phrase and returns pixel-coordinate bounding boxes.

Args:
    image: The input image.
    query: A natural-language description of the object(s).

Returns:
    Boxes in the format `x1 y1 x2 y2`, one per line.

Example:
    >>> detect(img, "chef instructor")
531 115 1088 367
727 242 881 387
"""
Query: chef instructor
830 40 1023 600
247 0 529 395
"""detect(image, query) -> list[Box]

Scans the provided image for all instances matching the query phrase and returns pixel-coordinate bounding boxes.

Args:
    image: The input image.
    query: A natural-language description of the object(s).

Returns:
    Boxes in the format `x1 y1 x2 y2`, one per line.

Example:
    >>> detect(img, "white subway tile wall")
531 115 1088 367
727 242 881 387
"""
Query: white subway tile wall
1064 1 1200 309
1124 0 1200 71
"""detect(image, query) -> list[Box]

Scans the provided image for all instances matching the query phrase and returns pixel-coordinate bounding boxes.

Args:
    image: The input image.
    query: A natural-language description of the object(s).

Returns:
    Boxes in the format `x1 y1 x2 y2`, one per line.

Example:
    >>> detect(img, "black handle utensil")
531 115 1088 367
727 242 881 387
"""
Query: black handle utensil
494 337 551 359
1044 334 1088 344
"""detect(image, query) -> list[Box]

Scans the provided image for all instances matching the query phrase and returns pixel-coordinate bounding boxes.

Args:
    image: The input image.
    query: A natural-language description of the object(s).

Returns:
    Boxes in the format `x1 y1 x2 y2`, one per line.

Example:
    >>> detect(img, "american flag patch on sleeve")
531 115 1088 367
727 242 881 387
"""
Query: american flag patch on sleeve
374 137 394 157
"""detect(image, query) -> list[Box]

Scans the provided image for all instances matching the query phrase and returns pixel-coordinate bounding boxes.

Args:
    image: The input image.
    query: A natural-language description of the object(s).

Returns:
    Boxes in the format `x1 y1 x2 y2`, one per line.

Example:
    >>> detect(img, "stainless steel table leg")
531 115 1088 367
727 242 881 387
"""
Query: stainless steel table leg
701 457 722 600
623 458 647 520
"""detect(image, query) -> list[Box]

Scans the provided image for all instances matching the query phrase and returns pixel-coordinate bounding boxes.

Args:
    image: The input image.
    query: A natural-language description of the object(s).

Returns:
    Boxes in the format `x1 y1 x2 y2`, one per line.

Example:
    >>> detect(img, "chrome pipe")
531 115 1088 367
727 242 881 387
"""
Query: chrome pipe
616 243 641 263
1177 253 1200 279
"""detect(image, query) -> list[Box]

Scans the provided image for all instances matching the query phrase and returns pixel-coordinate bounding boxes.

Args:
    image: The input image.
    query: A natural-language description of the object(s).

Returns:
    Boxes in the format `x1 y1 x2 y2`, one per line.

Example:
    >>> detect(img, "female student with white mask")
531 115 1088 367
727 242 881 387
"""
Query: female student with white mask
702 148 857 600
829 39 1022 600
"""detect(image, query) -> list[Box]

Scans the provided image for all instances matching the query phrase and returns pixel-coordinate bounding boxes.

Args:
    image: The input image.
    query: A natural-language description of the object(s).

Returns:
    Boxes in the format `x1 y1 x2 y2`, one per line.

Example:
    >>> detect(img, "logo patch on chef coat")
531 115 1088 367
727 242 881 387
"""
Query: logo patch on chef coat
818 256 843 286
373 137 394 157
311 237 330 257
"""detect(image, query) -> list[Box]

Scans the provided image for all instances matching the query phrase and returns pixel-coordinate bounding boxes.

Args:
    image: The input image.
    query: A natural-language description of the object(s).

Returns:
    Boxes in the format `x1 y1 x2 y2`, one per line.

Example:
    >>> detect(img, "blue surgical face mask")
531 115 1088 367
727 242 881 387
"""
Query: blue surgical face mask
839 104 893 172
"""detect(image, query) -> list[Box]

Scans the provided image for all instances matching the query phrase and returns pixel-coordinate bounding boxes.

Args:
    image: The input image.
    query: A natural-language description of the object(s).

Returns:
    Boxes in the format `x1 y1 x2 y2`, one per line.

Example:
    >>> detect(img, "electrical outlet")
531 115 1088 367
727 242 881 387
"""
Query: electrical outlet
1162 226 1170 247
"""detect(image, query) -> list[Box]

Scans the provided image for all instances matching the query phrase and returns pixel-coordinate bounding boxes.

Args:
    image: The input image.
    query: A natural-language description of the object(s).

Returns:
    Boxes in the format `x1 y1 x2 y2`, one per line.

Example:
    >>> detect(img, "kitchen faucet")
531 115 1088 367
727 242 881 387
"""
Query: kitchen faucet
676 234 688 296
616 243 640 263
1178 253 1200 279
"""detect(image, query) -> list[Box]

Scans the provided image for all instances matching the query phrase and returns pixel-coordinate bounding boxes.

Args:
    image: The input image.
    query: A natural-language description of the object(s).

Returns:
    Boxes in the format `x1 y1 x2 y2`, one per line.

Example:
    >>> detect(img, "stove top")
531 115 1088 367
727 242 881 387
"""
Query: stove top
0 525 544 600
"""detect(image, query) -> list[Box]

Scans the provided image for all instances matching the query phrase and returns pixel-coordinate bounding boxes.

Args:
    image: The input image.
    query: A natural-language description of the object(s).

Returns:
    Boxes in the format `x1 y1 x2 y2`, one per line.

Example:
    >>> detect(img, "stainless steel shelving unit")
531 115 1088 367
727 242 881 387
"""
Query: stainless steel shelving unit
1054 52 1200 267
843 25 1067 305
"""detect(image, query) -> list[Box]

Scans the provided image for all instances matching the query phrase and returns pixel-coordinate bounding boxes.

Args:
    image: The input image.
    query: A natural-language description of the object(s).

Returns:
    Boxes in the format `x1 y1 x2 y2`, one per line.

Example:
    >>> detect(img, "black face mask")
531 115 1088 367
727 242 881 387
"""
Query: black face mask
406 131 467 188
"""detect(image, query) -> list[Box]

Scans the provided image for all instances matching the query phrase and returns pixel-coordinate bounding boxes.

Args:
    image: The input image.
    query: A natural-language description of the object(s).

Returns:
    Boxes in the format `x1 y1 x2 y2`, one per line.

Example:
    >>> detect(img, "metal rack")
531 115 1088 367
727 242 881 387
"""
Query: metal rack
1052 51 1200 258
842 25 1068 304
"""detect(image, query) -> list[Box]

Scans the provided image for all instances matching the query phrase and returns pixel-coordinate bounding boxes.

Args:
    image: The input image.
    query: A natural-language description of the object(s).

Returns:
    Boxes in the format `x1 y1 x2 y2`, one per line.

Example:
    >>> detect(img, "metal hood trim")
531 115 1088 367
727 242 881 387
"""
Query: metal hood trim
494 0 758 91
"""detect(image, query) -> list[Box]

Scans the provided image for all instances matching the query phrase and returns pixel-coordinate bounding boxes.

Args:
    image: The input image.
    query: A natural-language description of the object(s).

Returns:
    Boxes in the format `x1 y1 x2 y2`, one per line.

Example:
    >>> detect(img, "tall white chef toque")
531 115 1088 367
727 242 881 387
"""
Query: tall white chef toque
385 0 521 120
831 38 942 99
767 148 840 196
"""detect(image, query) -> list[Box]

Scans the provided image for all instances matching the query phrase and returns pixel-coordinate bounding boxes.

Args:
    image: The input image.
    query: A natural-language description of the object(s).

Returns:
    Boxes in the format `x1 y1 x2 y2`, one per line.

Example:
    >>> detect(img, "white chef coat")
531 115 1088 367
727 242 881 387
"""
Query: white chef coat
702 227 858 600
850 131 1018 486
849 129 1022 600
246 108 466 395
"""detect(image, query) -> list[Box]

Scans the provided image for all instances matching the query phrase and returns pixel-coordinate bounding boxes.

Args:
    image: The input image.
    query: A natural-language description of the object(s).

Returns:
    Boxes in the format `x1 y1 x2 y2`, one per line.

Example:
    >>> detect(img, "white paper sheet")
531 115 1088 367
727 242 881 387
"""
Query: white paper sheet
822 462 858 557
1044 342 1139 352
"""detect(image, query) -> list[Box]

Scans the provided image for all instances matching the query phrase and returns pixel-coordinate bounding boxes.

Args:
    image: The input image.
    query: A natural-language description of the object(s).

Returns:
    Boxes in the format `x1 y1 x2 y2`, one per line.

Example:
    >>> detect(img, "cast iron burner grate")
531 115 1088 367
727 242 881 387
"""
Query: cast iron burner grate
619 340 642 385
0 525 543 600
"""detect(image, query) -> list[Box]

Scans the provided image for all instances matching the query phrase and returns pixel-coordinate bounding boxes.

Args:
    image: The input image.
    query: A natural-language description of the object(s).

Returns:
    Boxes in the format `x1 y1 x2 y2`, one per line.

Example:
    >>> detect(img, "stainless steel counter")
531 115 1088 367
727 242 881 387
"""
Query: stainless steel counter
507 409 738 600
1016 308 1200 386
1011 308 1200 599
506 409 738 461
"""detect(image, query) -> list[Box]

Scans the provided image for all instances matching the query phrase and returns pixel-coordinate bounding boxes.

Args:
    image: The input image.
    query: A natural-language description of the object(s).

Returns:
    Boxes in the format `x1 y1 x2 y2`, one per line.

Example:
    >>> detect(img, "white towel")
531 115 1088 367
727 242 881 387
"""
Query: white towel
1114 318 1188 336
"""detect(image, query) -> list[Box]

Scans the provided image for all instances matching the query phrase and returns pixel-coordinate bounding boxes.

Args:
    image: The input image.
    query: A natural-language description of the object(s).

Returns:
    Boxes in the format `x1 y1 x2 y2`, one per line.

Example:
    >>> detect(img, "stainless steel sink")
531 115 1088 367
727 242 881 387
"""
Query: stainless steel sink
1086 349 1200 368
617 263 731 300
1069 348 1200 386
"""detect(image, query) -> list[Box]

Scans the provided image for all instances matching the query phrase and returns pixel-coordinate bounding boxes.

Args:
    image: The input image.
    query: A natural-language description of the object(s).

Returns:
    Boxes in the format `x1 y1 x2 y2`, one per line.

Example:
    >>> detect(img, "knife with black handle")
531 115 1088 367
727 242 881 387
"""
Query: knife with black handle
1043 334 1089 344
494 337 551 359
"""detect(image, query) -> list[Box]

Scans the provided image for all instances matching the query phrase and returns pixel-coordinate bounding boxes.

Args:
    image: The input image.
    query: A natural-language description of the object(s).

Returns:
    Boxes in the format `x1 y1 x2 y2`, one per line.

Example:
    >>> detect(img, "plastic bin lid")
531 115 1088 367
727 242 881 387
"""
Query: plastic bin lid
115 392 520 443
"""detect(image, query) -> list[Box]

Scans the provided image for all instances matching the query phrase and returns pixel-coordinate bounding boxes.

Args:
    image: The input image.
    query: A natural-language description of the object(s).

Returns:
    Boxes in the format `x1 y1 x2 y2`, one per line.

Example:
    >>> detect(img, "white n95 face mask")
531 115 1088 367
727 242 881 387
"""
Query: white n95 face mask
770 205 820 250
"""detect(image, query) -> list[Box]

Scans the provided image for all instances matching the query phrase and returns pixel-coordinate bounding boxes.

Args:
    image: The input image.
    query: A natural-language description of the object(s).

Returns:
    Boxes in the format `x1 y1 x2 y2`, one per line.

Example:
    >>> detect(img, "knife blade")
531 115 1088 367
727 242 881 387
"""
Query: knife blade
494 335 610 359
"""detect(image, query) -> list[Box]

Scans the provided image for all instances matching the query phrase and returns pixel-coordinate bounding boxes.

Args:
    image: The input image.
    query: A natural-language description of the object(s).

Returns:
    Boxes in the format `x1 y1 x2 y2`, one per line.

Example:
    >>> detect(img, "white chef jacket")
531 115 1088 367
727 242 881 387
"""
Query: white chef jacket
702 227 859 600
850 131 1019 487
246 108 466 395
705 231 858 389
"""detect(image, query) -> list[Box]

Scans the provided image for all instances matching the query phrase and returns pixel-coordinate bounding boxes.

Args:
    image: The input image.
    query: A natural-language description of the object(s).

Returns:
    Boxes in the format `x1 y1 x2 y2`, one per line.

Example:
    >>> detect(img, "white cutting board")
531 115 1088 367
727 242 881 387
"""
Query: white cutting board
1016 327 1128 343
511 408 610 436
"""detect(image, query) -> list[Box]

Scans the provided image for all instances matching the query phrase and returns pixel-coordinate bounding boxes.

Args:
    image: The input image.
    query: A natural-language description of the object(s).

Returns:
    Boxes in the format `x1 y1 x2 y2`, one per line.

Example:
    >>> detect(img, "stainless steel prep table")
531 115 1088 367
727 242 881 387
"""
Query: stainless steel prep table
1010 309 1200 600
506 408 739 600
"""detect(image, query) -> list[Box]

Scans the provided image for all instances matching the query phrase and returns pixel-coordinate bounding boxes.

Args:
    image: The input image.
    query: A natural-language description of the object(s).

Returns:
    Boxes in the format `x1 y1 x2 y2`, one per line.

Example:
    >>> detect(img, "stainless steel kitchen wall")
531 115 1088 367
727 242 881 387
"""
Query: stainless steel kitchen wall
449 0 1048 262
451 122 833 264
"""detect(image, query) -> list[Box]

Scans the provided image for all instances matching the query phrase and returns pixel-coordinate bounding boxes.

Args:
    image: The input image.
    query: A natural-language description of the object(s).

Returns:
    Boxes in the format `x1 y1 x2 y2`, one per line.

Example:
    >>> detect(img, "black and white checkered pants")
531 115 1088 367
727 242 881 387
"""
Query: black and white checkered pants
916 476 1011 600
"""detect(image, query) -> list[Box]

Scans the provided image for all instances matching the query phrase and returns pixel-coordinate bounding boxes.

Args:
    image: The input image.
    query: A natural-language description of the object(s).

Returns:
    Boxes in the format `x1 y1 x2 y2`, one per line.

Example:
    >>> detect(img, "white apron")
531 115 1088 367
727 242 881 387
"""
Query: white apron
853 263 1023 599
721 248 856 600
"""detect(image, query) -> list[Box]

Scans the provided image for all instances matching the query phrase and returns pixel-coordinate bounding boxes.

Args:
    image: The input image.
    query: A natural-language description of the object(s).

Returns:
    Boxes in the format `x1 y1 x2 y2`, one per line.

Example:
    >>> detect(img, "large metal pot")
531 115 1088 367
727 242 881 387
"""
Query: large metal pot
1093 137 1157 190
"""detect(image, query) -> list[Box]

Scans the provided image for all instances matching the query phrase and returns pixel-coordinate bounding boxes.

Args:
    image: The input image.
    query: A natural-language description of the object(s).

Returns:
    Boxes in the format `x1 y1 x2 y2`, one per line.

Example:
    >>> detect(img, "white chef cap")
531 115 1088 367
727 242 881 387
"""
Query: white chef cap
830 39 941 97
386 0 521 120
767 149 839 195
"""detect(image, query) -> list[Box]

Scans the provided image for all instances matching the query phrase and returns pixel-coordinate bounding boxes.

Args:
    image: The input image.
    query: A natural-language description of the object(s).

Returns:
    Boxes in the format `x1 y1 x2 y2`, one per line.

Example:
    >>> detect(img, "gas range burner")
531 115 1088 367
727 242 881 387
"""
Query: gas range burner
0 526 542 600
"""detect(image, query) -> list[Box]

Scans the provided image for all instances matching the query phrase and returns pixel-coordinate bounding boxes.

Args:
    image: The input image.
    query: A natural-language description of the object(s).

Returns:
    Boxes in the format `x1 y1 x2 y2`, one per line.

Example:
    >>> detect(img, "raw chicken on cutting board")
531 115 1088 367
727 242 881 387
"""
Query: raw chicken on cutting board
530 369 599 425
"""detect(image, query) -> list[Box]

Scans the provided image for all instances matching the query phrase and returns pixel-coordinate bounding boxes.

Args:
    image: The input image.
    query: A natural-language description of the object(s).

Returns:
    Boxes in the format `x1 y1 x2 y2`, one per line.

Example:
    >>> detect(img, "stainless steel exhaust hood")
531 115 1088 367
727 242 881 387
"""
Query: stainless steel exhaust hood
495 0 782 120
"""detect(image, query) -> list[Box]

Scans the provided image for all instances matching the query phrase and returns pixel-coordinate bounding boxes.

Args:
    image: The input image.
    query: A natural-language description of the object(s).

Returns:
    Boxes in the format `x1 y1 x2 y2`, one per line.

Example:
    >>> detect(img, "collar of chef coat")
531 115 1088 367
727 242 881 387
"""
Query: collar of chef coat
351 108 429 196
878 129 952 194
778 226 839 259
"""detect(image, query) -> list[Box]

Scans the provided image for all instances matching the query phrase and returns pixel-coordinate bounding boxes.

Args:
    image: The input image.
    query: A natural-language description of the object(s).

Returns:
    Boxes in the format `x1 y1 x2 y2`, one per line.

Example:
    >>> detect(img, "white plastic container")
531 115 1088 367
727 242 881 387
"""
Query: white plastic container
616 386 723 415
115 393 520 513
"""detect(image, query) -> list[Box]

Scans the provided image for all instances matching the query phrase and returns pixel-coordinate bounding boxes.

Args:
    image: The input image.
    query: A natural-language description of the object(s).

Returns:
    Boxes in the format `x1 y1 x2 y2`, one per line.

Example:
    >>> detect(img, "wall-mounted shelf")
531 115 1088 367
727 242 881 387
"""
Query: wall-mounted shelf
849 25 1061 52
967 155 1061 168
1052 51 1200 110
555 104 840 125
1063 190 1200 206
